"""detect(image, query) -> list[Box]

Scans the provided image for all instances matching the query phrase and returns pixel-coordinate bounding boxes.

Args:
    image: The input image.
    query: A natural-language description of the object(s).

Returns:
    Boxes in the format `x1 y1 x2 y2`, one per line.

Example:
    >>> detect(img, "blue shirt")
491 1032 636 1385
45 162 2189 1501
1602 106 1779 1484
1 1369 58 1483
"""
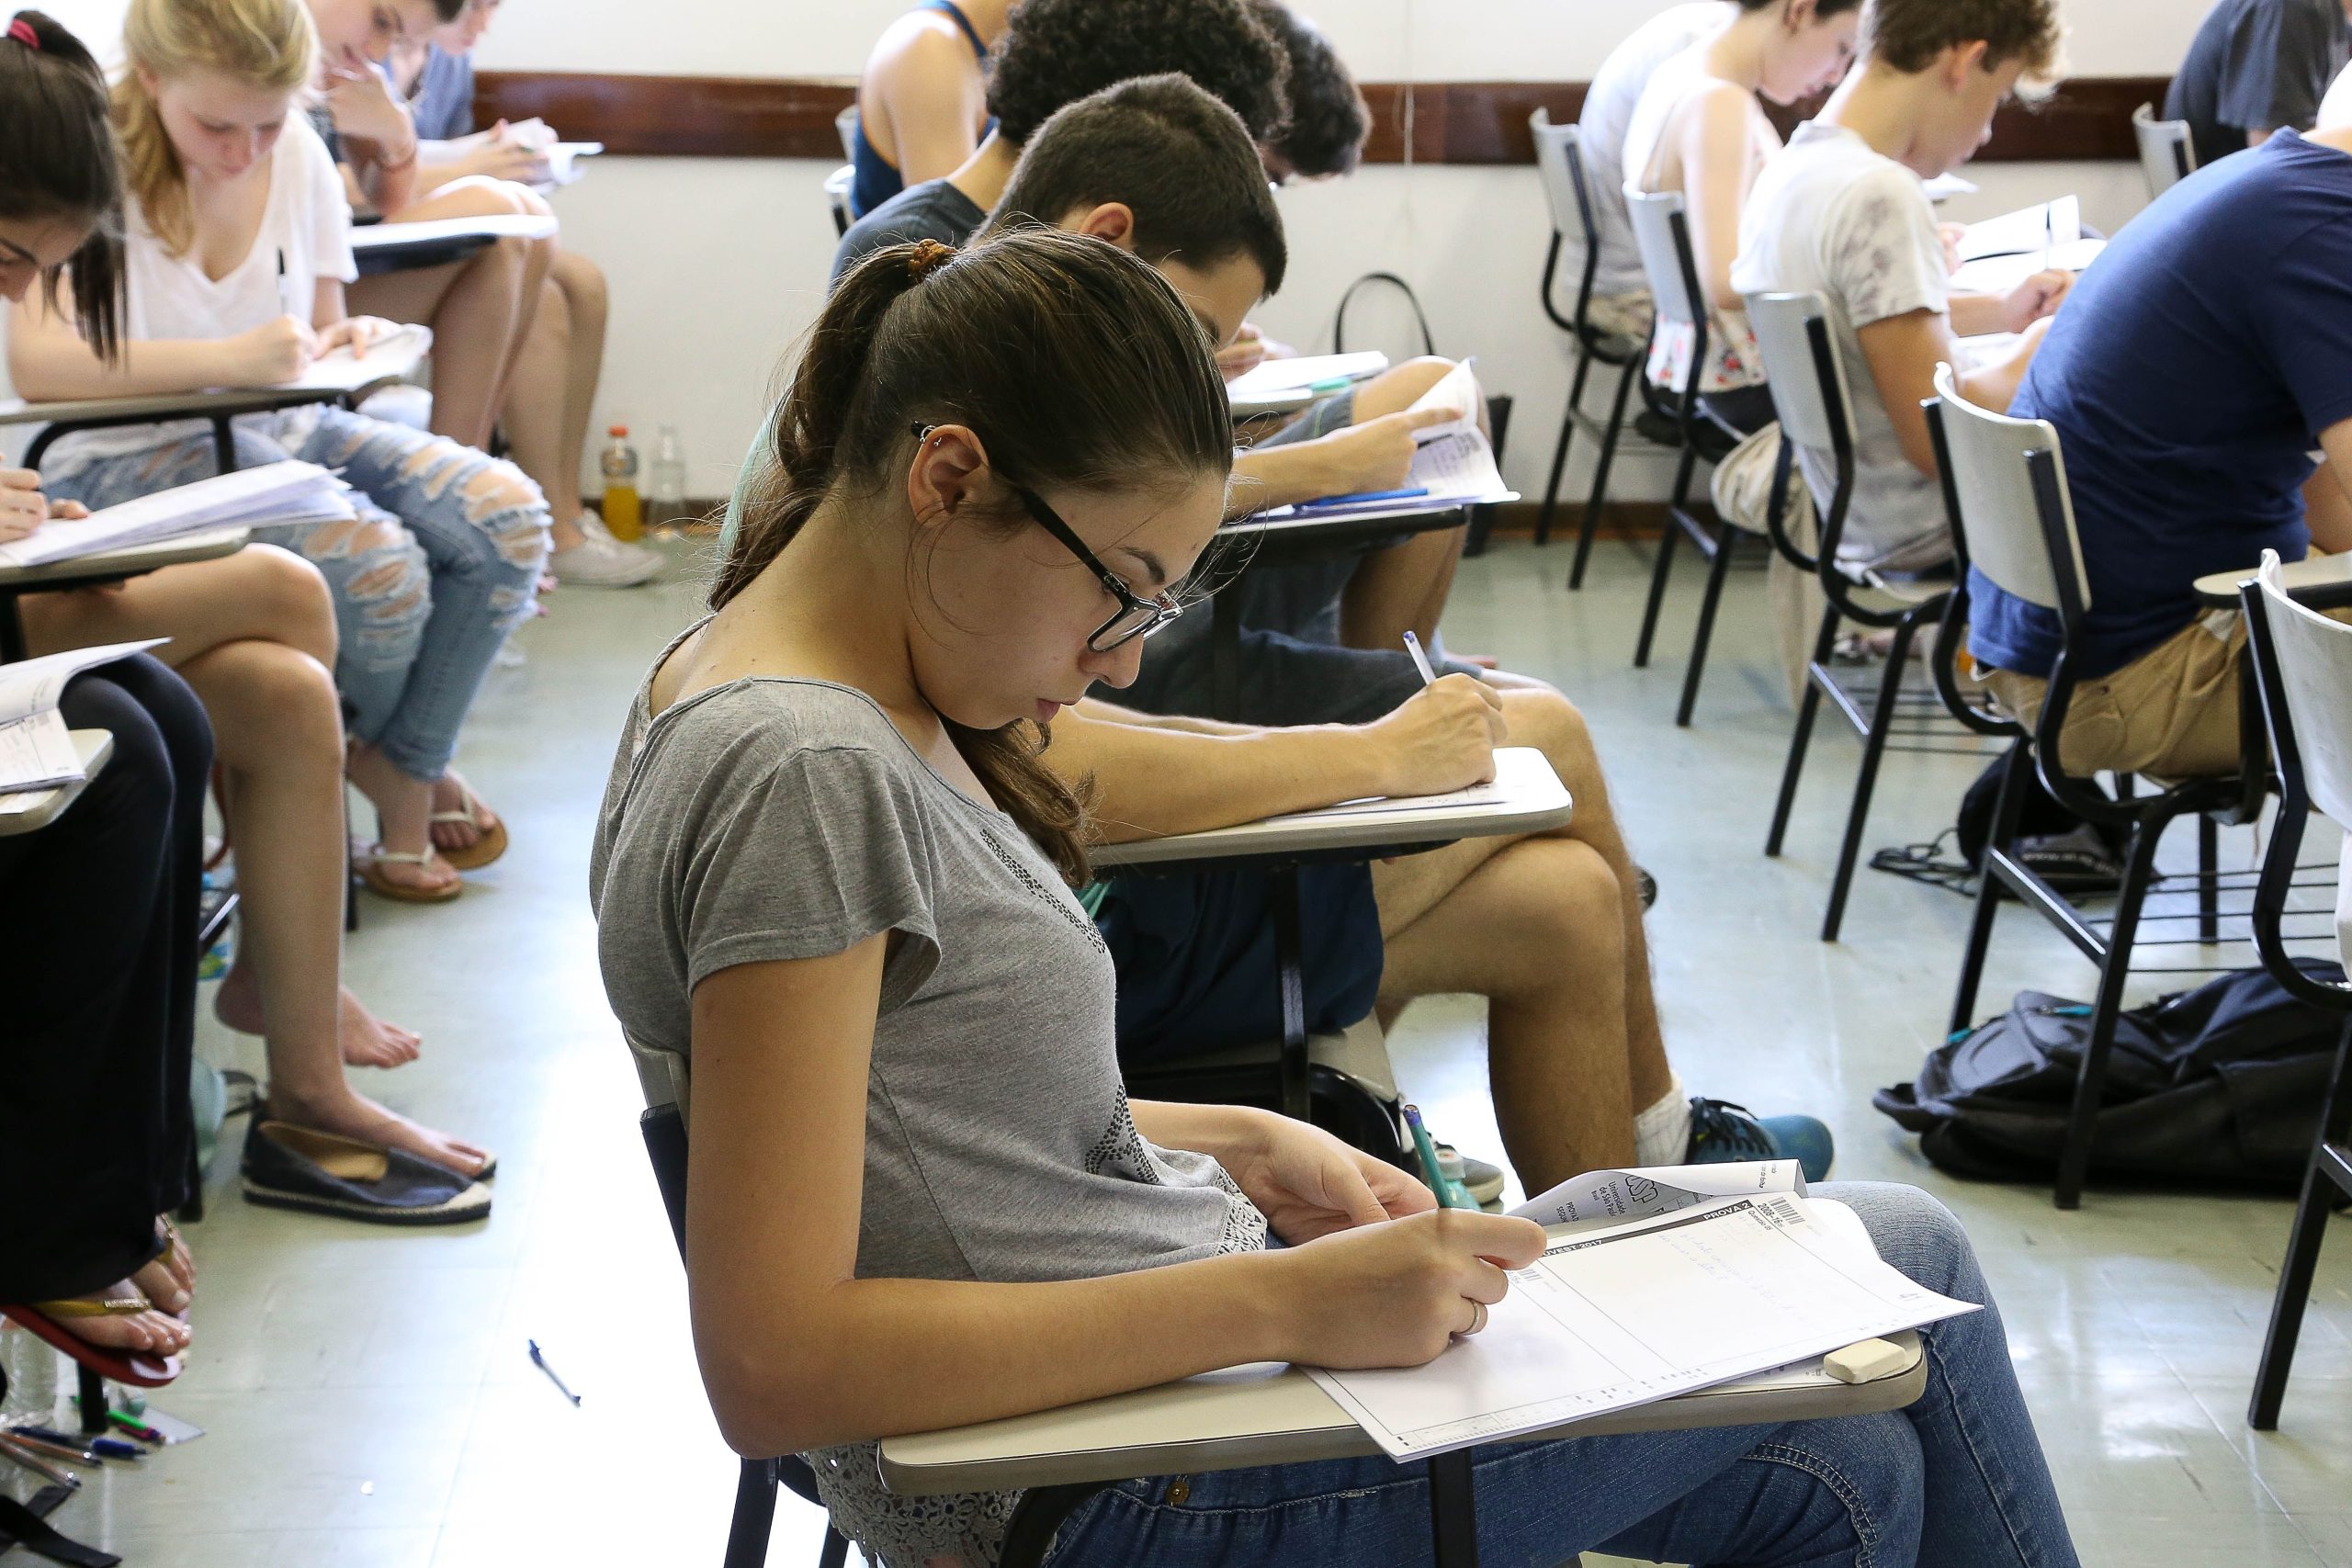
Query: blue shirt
1969 131 2352 682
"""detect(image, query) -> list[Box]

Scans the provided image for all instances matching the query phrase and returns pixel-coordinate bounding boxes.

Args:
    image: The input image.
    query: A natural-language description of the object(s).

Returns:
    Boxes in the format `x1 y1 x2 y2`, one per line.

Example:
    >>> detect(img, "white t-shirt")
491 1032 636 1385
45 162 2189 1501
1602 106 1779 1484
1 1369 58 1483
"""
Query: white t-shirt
1731 118 1951 571
44 114 358 472
1576 3 1733 300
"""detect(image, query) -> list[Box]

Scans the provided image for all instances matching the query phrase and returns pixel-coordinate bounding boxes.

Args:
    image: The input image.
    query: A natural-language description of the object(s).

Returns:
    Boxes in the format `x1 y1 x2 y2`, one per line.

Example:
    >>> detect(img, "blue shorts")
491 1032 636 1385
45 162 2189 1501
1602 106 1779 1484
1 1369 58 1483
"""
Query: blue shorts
1102 863 1384 1065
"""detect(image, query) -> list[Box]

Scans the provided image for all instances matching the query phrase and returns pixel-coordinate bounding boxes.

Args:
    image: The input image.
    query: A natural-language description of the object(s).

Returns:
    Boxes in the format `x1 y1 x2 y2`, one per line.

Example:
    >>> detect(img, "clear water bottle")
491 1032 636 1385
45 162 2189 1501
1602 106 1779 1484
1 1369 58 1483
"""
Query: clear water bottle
0 1320 59 1429
599 425 643 541
648 424 687 530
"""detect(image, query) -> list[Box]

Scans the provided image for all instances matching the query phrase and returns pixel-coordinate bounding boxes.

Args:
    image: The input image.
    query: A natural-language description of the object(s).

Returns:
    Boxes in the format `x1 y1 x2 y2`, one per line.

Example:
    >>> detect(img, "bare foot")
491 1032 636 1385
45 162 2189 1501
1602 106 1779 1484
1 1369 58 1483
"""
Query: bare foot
215 968 423 1067
273 1087 493 1180
427 771 503 856
130 1223 194 1317
38 1280 192 1357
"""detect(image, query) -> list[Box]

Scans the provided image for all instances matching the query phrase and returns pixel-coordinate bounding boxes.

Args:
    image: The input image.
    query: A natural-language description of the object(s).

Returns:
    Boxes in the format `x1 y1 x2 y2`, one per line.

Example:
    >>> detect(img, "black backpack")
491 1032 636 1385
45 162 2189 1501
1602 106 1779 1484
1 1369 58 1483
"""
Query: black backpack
1874 961 2348 1189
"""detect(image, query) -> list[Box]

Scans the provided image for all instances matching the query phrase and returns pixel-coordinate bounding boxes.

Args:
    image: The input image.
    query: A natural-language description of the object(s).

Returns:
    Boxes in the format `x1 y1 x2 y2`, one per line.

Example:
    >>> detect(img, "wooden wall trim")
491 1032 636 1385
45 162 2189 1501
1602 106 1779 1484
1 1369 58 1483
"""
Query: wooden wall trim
475 71 2167 165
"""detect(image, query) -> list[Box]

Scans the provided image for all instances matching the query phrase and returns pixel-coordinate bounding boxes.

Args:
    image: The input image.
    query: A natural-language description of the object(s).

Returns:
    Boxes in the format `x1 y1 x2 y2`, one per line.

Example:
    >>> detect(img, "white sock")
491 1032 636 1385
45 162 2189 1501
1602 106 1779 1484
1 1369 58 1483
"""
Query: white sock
1634 1074 1691 1168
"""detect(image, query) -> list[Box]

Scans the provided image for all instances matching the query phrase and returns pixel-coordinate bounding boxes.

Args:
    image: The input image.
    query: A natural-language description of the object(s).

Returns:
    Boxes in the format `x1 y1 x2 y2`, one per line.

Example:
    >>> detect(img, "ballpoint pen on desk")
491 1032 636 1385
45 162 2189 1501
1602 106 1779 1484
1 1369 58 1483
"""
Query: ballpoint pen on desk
1403 1105 1476 1209
1402 628 1438 686
527 1338 582 1405
1297 487 1430 510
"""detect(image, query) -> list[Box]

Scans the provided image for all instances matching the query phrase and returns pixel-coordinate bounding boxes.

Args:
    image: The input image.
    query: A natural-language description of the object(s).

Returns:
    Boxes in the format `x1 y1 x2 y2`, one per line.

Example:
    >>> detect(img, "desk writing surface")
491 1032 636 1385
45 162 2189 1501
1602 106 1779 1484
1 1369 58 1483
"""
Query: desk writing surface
0 527 248 590
0 386 344 427
1093 748 1572 868
0 729 111 837
2194 552 2352 608
350 214 560 252
877 1334 1922 1495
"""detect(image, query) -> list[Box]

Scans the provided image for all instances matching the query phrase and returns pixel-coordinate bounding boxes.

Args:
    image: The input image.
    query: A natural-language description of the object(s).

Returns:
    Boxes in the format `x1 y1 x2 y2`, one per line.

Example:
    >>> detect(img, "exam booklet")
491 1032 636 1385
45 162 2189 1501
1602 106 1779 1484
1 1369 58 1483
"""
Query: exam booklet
1404 357 1482 443
1254 746 1554 823
0 638 168 793
0 461 355 570
1958 195 2080 262
288 322 432 394
1306 1174 1978 1460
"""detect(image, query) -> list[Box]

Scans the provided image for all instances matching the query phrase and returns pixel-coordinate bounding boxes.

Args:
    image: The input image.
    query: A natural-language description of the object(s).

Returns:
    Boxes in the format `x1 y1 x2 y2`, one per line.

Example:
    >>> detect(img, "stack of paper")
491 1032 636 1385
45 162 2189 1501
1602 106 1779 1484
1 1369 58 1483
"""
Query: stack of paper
0 639 168 792
0 460 354 570
1306 1161 1978 1460
1226 351 1390 402
1958 195 2080 263
289 323 432 393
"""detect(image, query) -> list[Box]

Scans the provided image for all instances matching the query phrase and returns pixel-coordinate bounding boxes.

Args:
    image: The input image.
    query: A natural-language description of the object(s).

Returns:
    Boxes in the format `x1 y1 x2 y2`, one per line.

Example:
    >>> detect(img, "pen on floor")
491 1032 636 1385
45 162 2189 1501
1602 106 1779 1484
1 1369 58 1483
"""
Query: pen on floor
1403 1104 1473 1209
2 1430 96 1464
528 1338 582 1405
1402 629 1438 687
0 1434 79 1489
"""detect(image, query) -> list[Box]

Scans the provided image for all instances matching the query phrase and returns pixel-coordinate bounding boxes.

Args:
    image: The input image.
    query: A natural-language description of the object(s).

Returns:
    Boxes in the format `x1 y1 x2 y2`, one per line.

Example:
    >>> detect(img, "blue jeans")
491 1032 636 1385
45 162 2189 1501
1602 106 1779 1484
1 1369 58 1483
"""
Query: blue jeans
47 410 549 781
1045 1184 2078 1568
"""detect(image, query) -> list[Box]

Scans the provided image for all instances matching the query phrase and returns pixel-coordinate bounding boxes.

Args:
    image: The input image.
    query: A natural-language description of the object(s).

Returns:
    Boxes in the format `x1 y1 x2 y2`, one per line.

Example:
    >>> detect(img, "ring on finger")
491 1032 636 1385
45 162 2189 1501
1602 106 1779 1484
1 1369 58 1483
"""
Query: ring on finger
1457 1300 1488 1337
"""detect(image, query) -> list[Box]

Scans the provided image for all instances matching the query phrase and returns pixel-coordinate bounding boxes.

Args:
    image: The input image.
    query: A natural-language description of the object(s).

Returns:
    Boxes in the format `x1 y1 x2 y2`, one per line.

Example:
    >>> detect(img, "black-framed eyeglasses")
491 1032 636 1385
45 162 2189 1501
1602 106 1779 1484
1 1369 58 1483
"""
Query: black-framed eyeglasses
910 423 1183 651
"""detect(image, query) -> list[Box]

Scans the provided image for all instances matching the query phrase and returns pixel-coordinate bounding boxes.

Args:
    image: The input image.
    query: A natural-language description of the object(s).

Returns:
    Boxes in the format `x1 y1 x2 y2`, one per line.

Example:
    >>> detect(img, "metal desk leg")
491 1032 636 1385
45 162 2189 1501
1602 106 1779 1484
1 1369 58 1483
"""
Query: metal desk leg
1272 866 1310 1123
1211 592 1243 724
1429 1448 1480 1567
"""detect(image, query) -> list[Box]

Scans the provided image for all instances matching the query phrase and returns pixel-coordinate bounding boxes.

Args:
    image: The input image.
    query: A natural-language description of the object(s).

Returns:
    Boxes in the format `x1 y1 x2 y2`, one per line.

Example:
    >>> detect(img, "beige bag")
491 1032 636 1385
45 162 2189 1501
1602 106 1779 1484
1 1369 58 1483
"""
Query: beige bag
1709 423 1826 706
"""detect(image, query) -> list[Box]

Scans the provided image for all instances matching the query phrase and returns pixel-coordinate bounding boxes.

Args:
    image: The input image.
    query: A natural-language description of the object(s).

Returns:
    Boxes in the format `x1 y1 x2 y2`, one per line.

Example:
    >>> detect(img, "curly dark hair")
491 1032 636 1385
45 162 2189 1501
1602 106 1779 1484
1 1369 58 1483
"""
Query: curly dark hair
1246 1 1368 179
987 0 1292 149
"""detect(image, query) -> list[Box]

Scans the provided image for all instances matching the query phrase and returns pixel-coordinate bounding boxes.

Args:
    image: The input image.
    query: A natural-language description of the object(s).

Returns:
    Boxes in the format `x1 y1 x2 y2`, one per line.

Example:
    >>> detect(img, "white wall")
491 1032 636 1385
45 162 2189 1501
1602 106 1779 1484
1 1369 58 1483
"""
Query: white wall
6 0 2214 502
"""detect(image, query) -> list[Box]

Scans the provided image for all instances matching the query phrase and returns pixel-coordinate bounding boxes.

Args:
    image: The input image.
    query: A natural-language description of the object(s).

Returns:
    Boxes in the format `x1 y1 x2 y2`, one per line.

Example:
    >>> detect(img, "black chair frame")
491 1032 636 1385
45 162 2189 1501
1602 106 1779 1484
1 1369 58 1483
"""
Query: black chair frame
1922 395 2272 1210
2235 576 2352 1432
1757 312 1987 941
1532 127 1680 587
1627 202 1757 727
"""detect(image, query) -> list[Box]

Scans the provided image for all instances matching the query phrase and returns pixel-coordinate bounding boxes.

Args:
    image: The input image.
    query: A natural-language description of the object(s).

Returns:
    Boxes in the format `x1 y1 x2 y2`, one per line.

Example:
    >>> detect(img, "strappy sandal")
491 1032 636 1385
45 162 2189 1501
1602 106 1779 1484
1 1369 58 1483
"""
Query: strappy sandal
430 780 508 872
356 843 461 904
0 1298 183 1388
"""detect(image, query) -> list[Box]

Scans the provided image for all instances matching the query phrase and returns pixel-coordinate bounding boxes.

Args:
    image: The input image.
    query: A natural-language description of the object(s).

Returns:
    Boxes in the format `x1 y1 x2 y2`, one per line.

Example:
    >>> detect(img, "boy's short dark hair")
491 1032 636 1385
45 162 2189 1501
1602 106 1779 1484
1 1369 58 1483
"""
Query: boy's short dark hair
984 73 1288 295
1860 0 2064 92
1246 1 1368 178
986 0 1291 149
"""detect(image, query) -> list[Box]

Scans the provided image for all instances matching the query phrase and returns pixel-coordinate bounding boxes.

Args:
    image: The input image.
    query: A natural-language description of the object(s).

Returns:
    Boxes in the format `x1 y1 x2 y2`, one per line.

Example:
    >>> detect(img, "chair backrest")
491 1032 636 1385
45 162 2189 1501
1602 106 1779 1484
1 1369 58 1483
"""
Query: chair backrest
1529 108 1600 250
2132 102 2196 199
824 164 856 238
1745 291 1854 458
835 103 861 164
1623 186 1702 330
2256 556 2352 832
640 1103 692 1254
1928 362 2093 621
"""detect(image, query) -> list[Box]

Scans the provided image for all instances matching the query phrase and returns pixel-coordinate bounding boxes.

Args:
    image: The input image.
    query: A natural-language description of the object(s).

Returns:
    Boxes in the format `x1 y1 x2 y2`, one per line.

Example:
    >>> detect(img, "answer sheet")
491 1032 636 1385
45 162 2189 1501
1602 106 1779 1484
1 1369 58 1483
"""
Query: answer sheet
1958 195 2080 262
0 638 168 791
1306 1191 1977 1460
288 323 433 393
1255 746 1554 821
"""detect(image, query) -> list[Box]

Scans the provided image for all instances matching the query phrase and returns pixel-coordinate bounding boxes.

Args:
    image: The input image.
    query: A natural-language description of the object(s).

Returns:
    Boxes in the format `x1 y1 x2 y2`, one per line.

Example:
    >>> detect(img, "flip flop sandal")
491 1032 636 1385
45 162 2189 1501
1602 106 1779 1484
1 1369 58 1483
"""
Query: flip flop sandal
356 843 461 904
240 1121 492 1226
429 782 508 872
0 1298 182 1388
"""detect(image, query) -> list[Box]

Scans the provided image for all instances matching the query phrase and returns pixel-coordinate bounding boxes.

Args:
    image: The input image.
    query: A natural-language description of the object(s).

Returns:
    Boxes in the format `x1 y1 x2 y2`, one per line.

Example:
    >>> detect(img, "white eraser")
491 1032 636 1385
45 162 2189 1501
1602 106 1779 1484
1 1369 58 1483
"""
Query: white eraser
1823 1337 1910 1384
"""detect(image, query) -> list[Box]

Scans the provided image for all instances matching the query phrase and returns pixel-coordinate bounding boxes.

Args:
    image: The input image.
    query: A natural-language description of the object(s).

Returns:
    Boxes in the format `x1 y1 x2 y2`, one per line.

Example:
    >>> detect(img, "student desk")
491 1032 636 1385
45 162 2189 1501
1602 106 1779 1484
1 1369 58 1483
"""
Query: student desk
0 527 250 662
2194 552 2352 611
879 1323 1925 1567
0 728 111 837
351 213 560 277
0 387 354 476
1205 502 1475 721
1094 748 1571 1126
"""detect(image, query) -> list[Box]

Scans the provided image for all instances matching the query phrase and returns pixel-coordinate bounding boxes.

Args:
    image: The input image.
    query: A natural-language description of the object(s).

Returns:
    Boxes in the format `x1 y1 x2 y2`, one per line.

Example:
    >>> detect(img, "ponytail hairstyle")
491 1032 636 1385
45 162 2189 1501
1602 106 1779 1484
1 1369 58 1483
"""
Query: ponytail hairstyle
114 0 317 256
0 11 126 361
718 229 1233 884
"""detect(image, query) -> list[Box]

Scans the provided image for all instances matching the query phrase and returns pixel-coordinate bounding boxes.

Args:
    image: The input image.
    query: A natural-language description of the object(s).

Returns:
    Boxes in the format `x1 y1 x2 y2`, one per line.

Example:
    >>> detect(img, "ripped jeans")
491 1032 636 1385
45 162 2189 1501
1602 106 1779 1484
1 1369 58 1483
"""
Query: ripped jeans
46 410 550 782
1044 1184 2079 1568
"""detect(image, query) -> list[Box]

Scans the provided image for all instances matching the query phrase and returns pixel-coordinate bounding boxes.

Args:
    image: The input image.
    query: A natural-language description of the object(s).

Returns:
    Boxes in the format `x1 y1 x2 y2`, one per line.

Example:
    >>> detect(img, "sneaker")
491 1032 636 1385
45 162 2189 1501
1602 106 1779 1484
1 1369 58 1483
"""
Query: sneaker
1435 1144 1508 1205
1683 1097 1835 1182
550 520 663 588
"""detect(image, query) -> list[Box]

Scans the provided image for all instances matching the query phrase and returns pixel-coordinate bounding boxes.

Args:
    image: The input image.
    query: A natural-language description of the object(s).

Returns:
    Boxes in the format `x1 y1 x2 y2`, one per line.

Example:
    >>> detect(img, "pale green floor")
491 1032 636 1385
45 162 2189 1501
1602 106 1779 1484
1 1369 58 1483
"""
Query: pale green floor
9 535 2348 1566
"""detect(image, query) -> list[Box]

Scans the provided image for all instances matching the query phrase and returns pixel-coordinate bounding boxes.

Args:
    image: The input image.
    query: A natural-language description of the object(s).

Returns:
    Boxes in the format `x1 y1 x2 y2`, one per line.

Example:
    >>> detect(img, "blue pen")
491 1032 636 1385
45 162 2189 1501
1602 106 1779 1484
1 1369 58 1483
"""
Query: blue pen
89 1438 145 1461
1299 486 1430 510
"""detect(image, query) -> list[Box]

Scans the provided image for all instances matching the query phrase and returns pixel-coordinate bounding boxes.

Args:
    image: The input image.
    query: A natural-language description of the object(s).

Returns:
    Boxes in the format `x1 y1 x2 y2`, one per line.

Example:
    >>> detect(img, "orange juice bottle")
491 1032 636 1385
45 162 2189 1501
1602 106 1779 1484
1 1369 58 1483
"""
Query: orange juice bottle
599 425 643 540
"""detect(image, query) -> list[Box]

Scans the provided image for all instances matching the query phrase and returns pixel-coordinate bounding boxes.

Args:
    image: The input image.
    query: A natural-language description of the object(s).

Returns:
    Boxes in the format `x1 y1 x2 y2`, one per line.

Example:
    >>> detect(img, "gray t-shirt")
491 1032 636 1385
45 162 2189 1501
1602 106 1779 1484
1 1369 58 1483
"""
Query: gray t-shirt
590 643 1265 1566
2166 0 2352 171
830 176 990 286
1576 3 1733 299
